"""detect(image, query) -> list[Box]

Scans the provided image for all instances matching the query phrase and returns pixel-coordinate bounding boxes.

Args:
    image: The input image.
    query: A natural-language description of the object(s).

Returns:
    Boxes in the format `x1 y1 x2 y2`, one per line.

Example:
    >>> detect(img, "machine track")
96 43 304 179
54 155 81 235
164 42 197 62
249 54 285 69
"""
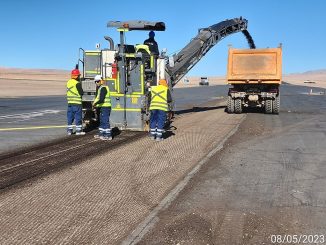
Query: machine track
0 130 145 190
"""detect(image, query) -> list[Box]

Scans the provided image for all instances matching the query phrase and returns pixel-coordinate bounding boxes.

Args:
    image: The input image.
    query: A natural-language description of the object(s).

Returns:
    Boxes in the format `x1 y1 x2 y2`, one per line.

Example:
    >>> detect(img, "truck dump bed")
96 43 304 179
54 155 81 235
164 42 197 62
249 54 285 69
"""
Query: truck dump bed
227 47 282 84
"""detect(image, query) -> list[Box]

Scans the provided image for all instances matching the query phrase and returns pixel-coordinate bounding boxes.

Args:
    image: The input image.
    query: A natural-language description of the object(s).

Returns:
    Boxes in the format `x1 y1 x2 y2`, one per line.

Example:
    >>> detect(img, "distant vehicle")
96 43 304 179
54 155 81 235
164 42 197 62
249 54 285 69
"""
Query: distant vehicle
304 80 315 84
199 77 209 86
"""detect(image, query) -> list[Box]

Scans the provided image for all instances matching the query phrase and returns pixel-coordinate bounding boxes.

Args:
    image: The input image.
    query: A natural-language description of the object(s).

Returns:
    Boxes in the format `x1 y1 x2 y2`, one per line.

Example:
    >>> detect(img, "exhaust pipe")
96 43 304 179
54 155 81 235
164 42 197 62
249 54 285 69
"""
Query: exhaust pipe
104 36 114 50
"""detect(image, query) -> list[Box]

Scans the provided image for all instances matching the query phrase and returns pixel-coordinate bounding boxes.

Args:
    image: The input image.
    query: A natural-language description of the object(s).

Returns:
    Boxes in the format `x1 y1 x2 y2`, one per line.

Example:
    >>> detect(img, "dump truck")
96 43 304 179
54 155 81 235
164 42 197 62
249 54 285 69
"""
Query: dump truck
78 17 254 131
226 46 282 114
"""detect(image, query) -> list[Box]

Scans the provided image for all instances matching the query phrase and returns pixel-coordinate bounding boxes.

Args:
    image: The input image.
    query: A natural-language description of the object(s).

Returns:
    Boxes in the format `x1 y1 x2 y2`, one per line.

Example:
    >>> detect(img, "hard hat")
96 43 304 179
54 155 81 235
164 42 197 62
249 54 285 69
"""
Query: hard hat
159 79 168 87
149 31 155 38
94 74 102 82
71 69 80 76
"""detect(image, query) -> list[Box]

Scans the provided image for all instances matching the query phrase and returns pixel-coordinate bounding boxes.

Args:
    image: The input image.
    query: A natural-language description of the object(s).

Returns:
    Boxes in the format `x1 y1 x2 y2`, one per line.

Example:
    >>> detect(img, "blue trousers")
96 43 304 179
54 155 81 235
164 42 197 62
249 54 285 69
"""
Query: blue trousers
99 107 111 137
67 104 82 133
149 109 166 139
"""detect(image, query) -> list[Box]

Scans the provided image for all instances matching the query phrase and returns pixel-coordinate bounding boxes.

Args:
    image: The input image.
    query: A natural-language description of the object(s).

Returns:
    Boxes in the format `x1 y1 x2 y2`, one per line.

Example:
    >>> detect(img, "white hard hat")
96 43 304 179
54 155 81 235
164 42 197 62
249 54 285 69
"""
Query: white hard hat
94 75 102 82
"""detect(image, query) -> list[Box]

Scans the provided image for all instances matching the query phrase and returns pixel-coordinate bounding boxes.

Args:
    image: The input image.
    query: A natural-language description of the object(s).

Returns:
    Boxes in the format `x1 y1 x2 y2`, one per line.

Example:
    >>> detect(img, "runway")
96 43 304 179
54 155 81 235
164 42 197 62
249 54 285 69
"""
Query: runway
0 85 228 153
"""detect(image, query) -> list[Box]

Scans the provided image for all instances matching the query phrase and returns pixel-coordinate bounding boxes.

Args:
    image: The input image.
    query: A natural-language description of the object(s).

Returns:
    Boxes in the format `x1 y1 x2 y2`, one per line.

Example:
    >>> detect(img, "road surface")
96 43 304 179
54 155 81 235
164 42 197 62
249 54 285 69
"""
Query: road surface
139 84 326 244
0 83 325 245
0 85 228 154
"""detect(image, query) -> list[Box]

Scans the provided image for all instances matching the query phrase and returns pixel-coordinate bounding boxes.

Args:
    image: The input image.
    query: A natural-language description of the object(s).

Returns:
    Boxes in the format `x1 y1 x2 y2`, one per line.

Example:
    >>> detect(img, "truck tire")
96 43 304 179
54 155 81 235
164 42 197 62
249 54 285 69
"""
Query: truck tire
272 96 280 114
265 99 273 114
234 98 242 114
227 96 234 113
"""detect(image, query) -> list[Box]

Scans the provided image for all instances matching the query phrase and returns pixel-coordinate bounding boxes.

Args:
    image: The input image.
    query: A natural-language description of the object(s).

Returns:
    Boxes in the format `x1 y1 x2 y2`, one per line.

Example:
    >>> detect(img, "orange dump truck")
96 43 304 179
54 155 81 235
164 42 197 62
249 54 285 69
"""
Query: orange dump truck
226 47 282 114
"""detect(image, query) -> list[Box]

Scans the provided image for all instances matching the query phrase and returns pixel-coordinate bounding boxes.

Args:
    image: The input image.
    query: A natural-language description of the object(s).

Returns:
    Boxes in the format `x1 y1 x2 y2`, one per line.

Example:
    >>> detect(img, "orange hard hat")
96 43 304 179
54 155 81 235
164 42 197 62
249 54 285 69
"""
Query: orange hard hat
159 79 168 87
71 69 81 77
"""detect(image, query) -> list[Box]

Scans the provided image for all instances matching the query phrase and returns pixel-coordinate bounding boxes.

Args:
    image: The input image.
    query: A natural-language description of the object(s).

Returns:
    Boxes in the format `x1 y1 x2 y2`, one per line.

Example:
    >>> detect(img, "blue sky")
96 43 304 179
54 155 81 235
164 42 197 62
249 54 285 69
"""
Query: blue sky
0 0 325 75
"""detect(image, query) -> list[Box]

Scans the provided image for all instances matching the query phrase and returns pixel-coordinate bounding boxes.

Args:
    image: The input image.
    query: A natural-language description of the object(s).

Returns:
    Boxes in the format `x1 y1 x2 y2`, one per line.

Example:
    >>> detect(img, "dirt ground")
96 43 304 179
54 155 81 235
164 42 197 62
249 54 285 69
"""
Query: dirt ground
0 67 68 97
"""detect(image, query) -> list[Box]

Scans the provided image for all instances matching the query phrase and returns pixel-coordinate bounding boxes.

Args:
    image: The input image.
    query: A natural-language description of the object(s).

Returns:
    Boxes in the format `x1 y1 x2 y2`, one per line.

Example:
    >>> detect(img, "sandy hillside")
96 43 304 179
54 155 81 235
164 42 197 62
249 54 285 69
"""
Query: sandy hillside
0 67 69 81
0 67 325 98
283 69 326 88
174 76 226 88
0 67 69 97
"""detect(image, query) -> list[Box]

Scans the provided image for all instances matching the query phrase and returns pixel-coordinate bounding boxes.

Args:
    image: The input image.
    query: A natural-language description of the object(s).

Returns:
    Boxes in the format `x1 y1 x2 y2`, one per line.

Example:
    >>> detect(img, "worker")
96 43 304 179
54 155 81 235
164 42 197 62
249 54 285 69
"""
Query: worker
66 68 85 135
149 79 172 141
92 75 112 140
144 30 159 55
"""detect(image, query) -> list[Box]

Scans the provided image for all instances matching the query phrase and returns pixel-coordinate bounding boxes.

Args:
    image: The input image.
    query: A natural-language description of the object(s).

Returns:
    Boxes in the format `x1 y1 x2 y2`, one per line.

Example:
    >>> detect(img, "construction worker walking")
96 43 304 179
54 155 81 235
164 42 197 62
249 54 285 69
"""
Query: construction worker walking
149 79 172 141
66 68 85 135
92 75 112 140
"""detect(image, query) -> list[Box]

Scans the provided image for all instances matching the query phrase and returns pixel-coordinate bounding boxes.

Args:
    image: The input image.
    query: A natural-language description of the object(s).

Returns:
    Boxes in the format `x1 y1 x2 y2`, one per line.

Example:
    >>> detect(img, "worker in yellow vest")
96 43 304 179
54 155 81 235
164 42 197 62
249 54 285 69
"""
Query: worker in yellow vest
92 75 112 140
66 69 85 135
149 79 172 141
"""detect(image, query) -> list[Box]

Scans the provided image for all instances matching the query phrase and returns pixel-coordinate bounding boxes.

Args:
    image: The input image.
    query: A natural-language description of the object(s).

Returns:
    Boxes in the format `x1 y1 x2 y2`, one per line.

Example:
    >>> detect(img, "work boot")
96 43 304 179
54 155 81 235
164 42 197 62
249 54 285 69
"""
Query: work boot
155 137 163 142
100 136 112 141
76 131 86 135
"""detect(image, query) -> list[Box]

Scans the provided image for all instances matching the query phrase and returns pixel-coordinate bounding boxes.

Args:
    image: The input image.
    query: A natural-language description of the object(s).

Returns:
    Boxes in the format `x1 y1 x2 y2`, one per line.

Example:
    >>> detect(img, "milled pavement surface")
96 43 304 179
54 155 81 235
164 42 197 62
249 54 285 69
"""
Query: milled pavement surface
139 84 326 245
0 98 243 244
0 85 228 154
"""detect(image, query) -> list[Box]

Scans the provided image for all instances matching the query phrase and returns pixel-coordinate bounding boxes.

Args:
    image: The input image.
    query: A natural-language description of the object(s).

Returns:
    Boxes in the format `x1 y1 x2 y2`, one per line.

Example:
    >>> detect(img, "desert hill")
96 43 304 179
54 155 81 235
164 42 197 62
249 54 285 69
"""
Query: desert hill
0 67 325 97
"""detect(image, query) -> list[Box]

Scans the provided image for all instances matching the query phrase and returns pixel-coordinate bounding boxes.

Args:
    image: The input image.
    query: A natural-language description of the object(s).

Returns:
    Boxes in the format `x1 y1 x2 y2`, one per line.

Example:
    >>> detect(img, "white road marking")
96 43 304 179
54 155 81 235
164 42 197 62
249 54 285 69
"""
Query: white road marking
0 110 63 123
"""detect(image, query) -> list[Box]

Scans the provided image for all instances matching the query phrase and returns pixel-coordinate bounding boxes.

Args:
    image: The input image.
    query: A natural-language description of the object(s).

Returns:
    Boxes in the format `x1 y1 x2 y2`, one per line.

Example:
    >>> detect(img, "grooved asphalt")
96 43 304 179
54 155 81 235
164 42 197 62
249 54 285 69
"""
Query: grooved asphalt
0 100 244 244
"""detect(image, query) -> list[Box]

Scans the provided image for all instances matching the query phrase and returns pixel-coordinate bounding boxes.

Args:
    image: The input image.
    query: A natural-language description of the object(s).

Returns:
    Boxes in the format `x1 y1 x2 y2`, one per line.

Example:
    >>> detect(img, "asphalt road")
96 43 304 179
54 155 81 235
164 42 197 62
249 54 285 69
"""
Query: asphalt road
0 85 228 154
139 84 326 244
0 83 325 244
0 96 67 153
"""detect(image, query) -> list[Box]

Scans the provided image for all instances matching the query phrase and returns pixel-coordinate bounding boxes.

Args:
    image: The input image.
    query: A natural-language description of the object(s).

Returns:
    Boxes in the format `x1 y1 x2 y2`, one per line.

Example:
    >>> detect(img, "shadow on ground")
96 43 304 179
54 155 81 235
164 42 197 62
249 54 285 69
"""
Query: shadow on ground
176 106 226 116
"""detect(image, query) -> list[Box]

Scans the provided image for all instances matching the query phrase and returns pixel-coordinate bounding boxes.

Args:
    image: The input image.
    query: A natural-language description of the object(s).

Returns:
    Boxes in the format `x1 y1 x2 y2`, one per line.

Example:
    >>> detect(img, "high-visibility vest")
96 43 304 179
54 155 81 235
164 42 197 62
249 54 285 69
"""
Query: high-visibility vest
150 85 168 111
66 79 82 104
94 85 111 107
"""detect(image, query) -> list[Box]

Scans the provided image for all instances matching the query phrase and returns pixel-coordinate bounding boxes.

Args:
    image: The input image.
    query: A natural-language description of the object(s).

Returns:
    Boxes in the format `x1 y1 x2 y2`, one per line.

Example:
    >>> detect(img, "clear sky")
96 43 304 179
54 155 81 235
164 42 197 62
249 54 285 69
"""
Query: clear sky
0 0 325 76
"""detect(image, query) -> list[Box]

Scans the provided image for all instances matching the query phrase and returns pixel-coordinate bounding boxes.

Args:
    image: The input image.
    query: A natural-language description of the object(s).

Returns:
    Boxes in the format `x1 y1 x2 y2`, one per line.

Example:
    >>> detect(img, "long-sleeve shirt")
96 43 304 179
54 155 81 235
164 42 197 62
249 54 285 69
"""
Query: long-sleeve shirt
93 86 107 106
144 37 159 55
167 89 172 103
76 82 84 96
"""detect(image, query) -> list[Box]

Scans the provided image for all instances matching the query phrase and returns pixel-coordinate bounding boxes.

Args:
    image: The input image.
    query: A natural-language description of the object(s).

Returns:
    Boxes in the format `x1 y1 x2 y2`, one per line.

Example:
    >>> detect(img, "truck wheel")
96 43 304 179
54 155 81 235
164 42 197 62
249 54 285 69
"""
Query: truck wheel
265 99 273 114
227 96 234 113
234 99 242 114
272 96 280 114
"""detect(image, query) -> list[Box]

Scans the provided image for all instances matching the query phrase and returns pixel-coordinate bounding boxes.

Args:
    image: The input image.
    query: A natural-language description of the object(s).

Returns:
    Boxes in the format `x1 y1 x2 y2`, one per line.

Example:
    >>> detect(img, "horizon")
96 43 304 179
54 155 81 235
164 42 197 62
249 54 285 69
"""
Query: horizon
1 66 326 76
